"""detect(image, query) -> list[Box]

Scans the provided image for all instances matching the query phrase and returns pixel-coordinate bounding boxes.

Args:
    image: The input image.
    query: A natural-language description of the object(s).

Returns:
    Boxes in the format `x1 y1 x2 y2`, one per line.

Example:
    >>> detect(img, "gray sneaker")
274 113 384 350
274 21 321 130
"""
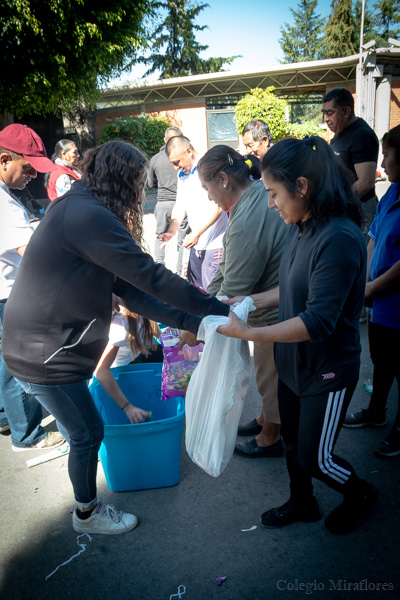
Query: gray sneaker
12 431 65 452
73 503 138 535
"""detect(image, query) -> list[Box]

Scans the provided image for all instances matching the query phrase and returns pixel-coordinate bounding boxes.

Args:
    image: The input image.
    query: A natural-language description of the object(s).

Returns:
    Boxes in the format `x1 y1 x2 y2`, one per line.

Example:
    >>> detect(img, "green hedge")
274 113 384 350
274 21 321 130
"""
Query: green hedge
99 115 171 157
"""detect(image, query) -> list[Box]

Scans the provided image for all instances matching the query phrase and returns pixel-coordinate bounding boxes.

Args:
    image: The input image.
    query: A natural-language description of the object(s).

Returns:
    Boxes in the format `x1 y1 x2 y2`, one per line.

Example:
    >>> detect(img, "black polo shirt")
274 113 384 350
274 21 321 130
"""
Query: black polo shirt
331 118 379 203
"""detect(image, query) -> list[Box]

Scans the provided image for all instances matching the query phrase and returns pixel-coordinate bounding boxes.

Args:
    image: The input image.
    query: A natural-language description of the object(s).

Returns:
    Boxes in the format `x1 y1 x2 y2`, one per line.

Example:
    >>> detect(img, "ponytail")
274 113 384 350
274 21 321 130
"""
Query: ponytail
197 144 261 186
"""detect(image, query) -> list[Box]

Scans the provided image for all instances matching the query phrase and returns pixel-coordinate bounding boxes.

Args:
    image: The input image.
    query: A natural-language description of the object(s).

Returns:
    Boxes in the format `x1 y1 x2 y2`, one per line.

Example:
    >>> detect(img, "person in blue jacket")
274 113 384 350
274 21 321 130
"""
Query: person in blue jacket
344 124 400 456
2 140 229 536
218 136 377 535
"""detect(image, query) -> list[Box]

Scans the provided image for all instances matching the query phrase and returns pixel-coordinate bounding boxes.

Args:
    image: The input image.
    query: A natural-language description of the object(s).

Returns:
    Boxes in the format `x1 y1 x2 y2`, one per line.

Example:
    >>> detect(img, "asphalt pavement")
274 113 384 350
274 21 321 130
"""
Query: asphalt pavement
0 186 399 600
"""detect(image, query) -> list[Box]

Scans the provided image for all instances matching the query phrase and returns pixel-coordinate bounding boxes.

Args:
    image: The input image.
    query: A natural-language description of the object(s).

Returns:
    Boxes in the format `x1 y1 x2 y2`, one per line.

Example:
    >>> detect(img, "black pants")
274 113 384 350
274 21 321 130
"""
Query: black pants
368 321 400 427
278 378 360 505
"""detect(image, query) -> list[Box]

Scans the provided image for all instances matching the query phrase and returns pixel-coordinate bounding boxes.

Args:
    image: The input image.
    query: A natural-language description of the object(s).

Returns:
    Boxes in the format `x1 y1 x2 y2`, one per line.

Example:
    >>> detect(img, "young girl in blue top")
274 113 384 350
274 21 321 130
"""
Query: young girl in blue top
344 124 400 456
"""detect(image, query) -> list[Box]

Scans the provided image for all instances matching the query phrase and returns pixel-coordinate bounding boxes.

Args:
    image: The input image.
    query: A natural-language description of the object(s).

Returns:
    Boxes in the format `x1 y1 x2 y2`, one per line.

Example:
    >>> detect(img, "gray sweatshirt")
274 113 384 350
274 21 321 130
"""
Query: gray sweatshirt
207 179 288 326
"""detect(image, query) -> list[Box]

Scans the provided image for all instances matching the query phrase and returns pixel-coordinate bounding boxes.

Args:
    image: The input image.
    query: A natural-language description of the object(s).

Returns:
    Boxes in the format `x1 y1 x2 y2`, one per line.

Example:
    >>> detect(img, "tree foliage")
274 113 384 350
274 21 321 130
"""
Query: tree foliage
140 0 239 79
99 115 171 157
279 0 326 63
372 0 400 46
234 88 289 141
0 0 150 118
324 0 356 58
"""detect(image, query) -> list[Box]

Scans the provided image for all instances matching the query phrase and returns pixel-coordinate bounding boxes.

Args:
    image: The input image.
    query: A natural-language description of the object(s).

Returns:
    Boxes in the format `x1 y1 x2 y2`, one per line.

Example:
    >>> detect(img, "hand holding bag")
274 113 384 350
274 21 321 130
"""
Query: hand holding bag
185 297 256 477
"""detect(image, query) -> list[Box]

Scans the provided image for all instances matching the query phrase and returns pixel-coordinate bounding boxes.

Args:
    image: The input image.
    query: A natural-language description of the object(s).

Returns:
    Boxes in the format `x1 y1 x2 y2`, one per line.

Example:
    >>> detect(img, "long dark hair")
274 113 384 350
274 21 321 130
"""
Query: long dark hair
80 140 148 248
261 136 363 227
112 295 158 357
197 145 260 188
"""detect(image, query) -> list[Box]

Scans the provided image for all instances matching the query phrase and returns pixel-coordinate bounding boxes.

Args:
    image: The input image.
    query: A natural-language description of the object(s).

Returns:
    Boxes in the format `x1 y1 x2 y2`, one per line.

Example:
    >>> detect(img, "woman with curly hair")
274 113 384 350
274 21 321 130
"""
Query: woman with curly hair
2 140 229 535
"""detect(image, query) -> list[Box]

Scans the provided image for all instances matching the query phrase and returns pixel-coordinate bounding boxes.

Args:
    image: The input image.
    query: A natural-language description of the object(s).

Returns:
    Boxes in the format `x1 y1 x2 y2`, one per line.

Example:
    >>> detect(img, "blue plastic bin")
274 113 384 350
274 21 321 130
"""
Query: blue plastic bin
89 363 185 492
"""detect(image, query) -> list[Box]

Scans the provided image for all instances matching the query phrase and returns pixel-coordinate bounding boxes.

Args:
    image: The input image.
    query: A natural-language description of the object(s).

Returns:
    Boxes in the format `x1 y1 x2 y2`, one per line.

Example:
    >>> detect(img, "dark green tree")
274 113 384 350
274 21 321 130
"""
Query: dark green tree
0 0 151 118
279 0 326 63
372 0 400 46
141 0 239 79
324 0 356 58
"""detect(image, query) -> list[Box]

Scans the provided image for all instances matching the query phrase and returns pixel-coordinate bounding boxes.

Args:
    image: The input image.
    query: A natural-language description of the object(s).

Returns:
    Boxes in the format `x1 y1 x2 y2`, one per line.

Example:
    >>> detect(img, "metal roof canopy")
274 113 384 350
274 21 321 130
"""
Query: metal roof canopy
98 47 400 111
98 49 400 112
98 55 359 111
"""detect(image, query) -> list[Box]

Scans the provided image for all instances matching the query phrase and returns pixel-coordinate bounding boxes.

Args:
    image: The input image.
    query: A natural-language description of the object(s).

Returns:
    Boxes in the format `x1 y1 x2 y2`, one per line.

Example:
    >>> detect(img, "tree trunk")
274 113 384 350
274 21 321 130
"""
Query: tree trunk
63 100 97 154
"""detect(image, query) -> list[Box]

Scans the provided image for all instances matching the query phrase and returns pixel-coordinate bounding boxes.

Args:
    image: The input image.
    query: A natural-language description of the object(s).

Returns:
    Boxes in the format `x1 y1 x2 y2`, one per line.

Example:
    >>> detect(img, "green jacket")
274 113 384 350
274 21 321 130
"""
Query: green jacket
207 179 288 326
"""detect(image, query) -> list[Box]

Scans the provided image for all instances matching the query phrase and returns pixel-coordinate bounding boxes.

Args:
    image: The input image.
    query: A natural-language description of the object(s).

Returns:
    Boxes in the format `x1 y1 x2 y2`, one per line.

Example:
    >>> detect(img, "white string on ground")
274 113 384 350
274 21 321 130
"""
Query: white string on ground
169 584 186 600
241 525 257 531
45 533 93 581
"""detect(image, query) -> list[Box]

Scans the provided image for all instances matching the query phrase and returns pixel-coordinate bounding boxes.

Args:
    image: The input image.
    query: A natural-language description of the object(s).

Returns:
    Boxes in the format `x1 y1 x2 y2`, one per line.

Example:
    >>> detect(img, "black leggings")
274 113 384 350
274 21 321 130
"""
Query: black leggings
368 321 400 426
278 378 360 504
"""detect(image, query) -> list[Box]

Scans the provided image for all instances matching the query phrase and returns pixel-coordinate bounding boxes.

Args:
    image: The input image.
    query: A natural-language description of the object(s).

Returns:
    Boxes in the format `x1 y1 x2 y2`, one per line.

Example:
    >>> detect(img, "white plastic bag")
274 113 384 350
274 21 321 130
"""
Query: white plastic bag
185 296 256 477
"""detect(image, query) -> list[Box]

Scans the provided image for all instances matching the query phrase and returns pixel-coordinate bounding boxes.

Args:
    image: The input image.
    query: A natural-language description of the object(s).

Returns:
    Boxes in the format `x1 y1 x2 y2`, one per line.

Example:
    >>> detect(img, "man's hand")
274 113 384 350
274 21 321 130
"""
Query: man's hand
158 232 175 249
182 232 199 249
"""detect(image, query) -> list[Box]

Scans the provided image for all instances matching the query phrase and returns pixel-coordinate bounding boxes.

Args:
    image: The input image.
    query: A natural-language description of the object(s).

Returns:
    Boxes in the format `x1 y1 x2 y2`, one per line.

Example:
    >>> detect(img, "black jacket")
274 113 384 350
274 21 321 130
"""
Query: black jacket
2 181 229 384
275 216 366 396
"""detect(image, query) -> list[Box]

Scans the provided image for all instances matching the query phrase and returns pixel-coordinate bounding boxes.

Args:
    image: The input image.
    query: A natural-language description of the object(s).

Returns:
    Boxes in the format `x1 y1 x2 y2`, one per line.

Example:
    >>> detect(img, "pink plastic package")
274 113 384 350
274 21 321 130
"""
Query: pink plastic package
160 328 203 401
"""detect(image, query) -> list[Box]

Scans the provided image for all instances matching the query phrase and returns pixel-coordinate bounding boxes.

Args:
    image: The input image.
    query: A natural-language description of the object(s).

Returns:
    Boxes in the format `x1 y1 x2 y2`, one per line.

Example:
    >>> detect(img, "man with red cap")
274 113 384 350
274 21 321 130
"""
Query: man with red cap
0 124 65 451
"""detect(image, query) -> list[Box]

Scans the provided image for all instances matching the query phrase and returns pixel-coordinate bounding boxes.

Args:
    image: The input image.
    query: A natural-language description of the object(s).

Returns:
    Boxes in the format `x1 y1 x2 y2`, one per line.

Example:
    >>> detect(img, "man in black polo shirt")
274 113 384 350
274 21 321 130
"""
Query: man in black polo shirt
322 88 379 243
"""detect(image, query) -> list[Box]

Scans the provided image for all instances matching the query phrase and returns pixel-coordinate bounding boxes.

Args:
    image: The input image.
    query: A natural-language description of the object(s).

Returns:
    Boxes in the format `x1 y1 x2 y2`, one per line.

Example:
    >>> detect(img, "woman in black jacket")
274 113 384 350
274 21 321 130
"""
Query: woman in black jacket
2 141 229 535
218 136 377 535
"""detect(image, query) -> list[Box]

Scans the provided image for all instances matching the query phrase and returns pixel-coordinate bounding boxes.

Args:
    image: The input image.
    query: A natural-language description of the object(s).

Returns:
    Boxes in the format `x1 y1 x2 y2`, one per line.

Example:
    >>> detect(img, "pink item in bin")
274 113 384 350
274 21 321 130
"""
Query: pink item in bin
160 328 203 401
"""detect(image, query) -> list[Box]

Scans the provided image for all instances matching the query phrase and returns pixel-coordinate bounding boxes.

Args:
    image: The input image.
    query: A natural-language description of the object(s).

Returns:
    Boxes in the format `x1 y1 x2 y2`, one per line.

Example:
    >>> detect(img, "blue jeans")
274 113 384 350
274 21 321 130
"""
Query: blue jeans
16 378 104 506
0 300 46 447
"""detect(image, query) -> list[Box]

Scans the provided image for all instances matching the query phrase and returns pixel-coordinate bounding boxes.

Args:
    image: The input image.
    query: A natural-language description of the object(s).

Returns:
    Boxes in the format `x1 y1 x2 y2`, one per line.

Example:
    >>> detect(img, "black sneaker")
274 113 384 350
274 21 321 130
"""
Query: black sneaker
325 483 378 534
343 408 386 428
260 497 322 529
374 427 400 457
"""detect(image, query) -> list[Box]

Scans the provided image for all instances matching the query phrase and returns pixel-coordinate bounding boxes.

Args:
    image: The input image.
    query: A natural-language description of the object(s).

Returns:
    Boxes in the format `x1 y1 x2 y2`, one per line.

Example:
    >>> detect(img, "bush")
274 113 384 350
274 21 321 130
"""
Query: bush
284 121 326 139
99 115 171 157
234 87 288 141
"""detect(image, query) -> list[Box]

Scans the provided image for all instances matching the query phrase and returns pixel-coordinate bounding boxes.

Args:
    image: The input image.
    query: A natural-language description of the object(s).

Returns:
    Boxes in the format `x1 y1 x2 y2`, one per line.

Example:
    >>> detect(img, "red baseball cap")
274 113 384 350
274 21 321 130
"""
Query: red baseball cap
0 124 56 173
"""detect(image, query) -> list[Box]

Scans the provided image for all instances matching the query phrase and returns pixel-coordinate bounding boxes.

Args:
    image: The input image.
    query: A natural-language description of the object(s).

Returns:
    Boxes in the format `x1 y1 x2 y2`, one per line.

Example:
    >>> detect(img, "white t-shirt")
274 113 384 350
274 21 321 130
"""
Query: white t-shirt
108 312 140 368
175 165 227 251
0 183 35 300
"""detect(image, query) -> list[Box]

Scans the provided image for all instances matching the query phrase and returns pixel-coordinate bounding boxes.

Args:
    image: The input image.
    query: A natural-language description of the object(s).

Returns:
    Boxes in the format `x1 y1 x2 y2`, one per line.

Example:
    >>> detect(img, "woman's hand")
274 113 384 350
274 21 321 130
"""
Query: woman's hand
217 311 251 340
124 404 151 424
221 295 246 305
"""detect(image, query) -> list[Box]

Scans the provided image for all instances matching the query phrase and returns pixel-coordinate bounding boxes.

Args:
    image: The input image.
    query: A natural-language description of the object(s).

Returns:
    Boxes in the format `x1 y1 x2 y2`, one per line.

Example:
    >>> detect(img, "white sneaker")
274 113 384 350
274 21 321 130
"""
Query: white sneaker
12 431 65 452
73 503 138 535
